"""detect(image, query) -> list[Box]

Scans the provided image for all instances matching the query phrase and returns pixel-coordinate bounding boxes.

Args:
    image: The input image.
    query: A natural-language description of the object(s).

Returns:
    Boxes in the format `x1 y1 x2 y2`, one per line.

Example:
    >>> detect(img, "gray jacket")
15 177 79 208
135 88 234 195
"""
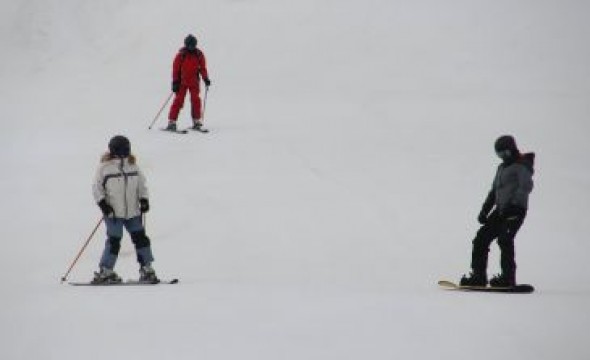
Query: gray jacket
483 153 535 214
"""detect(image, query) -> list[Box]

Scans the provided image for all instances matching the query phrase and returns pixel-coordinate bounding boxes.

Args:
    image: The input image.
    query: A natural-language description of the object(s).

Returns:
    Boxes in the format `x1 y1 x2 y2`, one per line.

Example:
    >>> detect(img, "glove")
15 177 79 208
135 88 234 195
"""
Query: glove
98 199 114 217
139 198 150 213
477 209 489 225
203 77 211 87
172 80 180 93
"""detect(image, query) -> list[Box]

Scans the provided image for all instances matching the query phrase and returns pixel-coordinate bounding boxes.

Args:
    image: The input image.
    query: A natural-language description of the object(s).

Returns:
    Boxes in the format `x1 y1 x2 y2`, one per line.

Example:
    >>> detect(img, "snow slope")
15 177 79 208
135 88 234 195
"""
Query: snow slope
1 0 590 359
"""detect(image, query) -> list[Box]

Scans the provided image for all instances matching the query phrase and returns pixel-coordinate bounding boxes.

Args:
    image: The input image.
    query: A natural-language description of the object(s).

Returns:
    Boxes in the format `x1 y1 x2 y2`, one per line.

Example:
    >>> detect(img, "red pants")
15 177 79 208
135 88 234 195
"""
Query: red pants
168 85 202 121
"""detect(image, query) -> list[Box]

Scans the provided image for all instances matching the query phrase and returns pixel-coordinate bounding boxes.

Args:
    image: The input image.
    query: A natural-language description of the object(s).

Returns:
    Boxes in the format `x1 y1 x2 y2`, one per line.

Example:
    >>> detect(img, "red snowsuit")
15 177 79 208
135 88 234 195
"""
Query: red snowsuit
168 48 209 122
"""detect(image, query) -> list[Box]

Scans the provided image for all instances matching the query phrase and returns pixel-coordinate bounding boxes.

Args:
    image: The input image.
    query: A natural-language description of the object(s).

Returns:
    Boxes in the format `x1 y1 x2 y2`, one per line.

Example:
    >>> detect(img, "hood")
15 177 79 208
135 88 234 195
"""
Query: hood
101 152 136 164
518 152 535 174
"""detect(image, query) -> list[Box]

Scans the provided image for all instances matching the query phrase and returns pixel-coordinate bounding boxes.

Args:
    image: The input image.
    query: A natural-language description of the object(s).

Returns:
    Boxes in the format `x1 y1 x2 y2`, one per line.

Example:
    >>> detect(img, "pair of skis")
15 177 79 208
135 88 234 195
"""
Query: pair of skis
161 126 209 134
69 278 179 286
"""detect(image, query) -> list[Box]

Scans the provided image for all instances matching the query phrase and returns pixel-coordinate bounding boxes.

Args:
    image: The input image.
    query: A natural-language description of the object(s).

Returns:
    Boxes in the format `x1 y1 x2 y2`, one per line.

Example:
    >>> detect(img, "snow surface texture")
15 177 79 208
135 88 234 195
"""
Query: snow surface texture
1 0 590 359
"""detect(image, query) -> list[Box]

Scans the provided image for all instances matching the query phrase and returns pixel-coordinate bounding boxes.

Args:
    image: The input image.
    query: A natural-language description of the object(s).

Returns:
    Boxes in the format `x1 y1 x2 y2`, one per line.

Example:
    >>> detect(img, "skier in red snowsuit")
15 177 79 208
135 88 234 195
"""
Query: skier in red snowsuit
167 34 211 131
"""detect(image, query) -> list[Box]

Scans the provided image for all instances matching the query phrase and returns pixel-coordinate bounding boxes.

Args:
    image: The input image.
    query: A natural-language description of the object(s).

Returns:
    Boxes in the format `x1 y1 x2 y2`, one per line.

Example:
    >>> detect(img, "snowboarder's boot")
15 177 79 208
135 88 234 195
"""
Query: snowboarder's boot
460 271 488 287
166 122 177 131
91 268 122 284
489 273 516 287
139 264 159 283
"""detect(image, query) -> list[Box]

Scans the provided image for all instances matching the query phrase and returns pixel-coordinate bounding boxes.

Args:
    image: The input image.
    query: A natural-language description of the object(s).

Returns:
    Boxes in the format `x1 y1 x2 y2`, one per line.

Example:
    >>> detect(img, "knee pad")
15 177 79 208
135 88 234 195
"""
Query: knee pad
108 236 122 255
130 230 151 249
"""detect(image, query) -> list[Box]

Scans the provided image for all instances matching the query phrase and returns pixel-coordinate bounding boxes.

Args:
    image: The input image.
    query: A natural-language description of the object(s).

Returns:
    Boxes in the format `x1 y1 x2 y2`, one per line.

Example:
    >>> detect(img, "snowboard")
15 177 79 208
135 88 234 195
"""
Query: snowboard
438 280 534 294
69 278 179 286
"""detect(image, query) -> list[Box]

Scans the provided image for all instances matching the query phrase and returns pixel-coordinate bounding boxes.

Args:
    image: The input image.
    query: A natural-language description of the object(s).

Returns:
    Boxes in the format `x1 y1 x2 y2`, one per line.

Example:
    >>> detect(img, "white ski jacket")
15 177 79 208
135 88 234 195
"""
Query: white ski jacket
92 154 148 219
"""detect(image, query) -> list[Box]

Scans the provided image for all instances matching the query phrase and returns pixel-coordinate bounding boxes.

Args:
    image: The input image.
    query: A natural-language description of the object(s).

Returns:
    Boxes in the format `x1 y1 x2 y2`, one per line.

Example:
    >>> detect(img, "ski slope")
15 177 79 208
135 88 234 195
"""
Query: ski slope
1 0 590 359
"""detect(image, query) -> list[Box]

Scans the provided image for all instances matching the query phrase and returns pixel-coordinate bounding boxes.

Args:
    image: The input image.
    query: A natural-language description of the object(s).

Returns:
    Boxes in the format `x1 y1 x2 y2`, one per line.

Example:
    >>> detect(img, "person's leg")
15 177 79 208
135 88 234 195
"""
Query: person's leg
99 218 124 270
124 217 155 267
168 86 189 126
495 215 525 285
188 85 202 124
462 211 502 285
93 218 124 283
471 213 502 275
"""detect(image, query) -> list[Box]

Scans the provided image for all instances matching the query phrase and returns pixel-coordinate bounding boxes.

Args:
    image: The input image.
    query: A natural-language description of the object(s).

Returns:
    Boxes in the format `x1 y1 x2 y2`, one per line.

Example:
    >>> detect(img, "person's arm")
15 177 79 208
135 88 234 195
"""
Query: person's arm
512 166 533 208
478 189 495 224
92 164 113 216
172 53 182 92
199 51 210 86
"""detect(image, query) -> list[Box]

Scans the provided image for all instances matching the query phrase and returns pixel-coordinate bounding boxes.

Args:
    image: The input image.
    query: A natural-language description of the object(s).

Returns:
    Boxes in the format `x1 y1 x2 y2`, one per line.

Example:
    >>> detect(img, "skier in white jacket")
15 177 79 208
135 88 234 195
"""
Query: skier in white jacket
92 135 158 284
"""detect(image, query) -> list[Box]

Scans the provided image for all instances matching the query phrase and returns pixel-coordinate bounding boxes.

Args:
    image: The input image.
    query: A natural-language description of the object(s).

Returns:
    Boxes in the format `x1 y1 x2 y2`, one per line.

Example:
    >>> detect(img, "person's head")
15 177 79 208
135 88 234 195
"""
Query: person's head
184 34 197 51
494 135 519 162
108 135 131 158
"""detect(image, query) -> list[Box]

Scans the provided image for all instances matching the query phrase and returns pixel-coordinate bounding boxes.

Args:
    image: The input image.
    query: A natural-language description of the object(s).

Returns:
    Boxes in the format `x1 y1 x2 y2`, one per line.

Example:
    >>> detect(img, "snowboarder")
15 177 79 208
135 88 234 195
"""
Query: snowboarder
91 135 158 284
166 34 211 131
460 135 535 287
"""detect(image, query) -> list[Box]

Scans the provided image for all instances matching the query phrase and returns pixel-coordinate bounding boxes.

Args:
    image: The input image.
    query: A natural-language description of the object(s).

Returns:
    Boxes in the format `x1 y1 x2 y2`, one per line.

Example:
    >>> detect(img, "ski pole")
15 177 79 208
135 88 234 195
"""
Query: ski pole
148 92 174 130
202 86 209 123
60 217 104 283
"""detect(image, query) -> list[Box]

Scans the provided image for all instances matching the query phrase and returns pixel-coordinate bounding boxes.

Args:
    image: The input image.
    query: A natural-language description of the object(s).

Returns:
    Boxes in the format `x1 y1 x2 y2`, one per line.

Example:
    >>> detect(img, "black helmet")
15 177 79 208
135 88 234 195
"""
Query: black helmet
184 34 197 50
494 135 518 160
108 135 131 158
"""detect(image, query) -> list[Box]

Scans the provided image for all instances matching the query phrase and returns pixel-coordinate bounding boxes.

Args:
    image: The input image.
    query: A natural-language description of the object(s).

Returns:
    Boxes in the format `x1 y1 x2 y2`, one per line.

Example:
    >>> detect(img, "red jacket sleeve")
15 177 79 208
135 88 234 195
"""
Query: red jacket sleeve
172 52 183 81
198 51 209 80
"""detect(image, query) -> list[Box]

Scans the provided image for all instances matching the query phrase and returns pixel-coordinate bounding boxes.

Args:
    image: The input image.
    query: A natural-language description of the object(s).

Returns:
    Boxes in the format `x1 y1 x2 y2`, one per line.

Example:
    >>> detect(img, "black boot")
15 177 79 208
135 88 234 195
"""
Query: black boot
460 271 488 286
489 273 515 287
166 122 177 131
191 120 203 130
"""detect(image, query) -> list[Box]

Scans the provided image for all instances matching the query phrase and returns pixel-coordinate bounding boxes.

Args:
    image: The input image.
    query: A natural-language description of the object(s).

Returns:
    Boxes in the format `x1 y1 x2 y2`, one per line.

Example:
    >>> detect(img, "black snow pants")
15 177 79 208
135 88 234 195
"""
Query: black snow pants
470 210 526 279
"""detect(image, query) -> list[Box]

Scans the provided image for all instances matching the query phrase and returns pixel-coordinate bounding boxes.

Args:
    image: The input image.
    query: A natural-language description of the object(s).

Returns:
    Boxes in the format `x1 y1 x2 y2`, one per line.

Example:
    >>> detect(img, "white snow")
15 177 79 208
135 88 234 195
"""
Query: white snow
2 0 590 359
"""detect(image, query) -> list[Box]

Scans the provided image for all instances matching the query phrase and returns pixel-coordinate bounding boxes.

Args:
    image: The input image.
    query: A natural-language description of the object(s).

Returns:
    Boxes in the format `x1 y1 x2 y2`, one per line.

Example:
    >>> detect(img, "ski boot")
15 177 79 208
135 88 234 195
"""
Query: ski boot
191 120 203 130
91 268 122 284
165 122 177 131
139 264 159 284
460 271 487 287
489 273 515 287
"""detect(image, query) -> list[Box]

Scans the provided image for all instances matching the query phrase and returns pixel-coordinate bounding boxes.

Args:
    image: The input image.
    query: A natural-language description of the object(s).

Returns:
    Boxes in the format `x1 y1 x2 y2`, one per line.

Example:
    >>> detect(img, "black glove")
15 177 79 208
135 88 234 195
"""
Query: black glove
98 199 114 217
203 77 211 87
139 198 150 213
172 80 180 93
477 209 489 225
